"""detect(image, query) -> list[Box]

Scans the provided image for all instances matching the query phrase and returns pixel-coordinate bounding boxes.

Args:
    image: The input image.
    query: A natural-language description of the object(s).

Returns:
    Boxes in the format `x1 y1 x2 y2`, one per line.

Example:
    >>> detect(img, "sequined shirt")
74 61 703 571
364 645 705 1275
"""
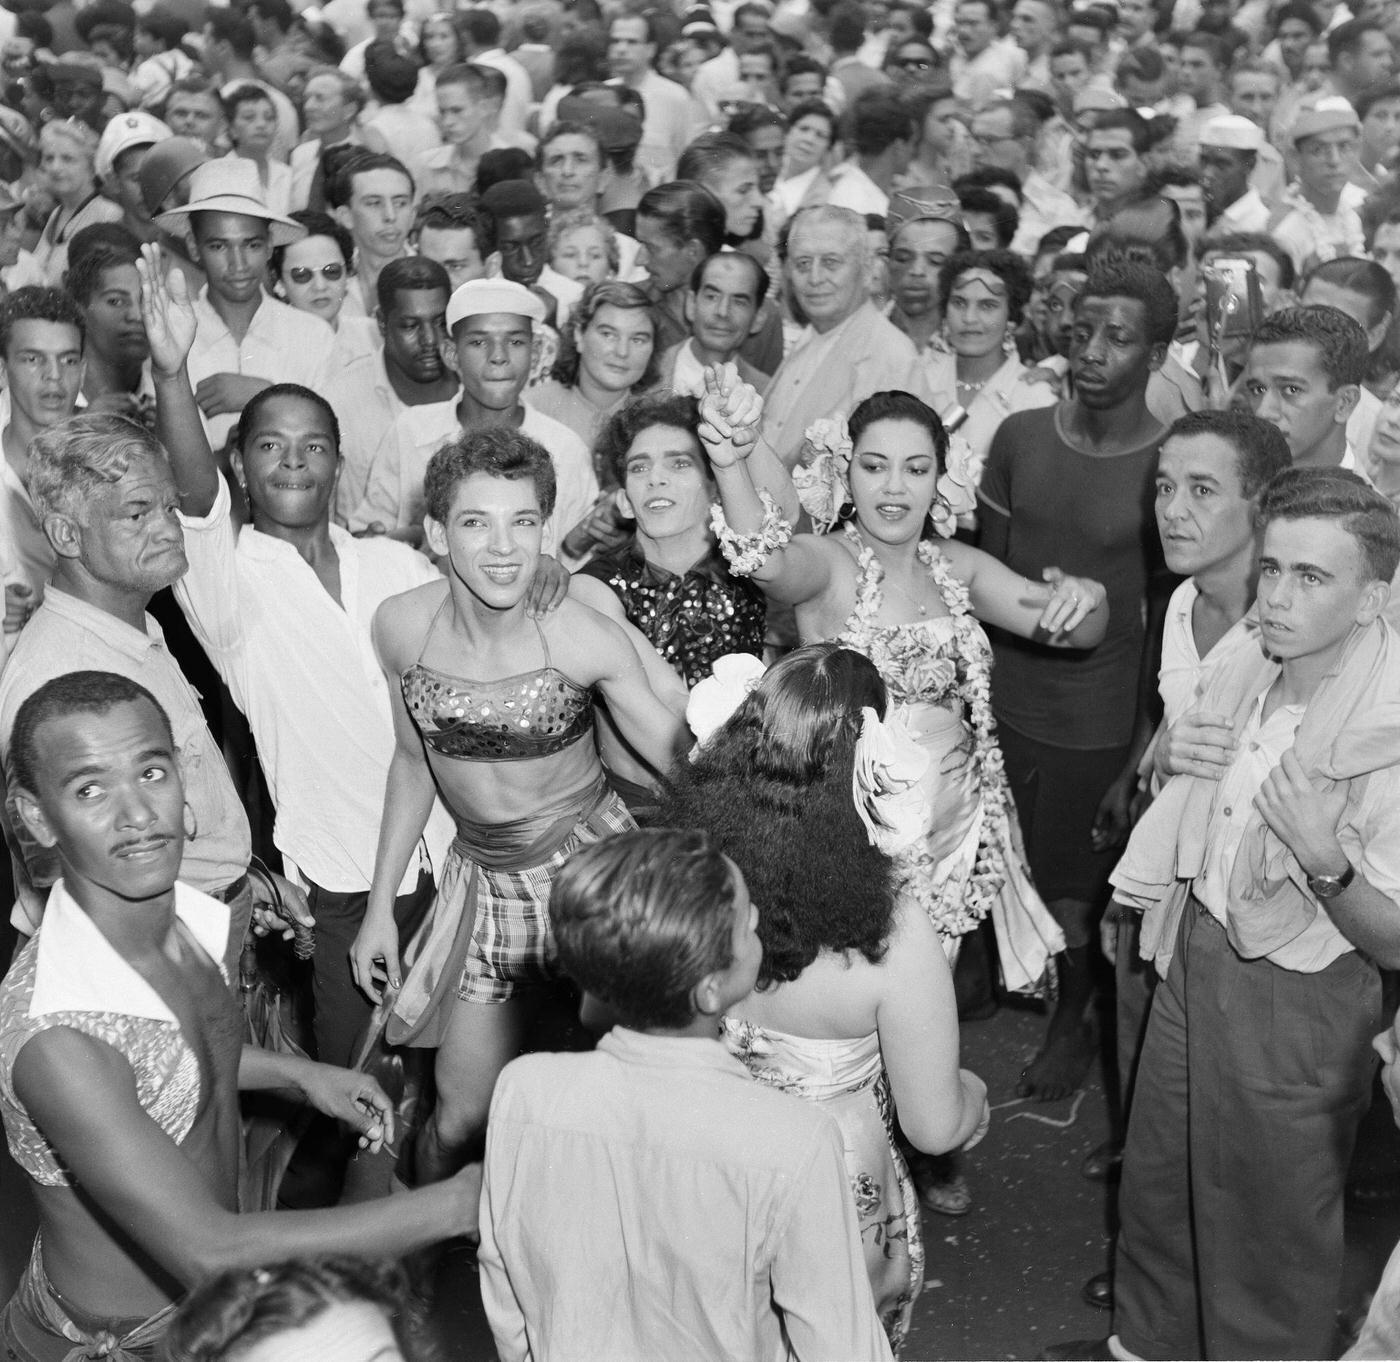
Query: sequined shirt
0 882 231 1187
579 538 766 687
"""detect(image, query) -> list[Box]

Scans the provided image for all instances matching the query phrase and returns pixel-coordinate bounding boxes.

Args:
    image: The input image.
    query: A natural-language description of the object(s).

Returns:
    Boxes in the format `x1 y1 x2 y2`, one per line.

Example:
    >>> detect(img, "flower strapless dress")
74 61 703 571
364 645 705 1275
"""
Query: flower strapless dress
835 535 1064 991
720 1016 923 1353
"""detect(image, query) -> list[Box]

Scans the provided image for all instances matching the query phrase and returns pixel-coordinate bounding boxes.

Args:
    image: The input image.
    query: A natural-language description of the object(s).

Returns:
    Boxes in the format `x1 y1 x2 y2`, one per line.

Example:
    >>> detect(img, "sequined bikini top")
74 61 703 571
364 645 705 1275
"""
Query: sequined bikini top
401 600 594 762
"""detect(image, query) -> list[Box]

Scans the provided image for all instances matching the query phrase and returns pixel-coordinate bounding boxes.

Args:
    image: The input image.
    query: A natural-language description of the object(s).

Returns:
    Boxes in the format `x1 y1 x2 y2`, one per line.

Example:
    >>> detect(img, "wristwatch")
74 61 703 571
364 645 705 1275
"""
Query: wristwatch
1307 862 1356 899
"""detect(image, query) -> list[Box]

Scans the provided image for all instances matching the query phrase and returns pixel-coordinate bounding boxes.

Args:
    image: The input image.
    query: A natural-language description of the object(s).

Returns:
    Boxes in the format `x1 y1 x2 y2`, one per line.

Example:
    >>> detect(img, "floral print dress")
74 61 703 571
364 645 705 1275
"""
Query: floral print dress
720 1017 924 1353
834 531 1064 991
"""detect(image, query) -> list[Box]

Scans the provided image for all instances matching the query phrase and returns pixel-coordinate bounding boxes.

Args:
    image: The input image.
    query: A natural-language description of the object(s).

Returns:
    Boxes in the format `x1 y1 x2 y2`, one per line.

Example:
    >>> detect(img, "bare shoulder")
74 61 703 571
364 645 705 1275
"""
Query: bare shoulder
14 1025 137 1110
939 537 985 584
540 597 633 679
371 579 450 668
566 573 625 621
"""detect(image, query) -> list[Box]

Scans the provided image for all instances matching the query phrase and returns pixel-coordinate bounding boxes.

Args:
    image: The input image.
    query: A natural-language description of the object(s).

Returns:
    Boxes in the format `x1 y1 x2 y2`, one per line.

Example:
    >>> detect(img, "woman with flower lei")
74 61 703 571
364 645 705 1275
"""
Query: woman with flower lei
704 369 1106 961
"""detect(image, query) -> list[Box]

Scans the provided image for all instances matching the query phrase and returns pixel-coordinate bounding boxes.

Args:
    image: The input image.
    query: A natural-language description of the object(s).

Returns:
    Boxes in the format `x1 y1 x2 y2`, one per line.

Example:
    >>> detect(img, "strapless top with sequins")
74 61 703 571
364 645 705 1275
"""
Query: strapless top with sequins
401 605 594 762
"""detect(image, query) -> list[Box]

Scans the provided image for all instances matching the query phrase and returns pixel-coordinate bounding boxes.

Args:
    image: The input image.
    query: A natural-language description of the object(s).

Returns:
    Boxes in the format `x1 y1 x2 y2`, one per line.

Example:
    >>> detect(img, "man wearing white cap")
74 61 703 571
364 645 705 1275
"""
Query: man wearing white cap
353 278 597 563
159 158 338 451
1198 113 1272 234
96 109 172 245
1268 94 1367 273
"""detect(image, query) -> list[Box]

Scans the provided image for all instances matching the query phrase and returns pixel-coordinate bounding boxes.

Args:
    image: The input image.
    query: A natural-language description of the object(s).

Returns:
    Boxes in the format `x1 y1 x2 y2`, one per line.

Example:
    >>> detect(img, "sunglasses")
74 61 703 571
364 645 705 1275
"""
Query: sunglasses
286 262 347 284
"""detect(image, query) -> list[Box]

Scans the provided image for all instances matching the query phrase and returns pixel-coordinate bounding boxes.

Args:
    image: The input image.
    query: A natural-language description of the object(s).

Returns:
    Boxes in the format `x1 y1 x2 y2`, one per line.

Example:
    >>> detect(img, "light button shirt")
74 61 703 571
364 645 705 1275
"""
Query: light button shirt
478 1027 895 1362
186 289 338 451
175 479 454 895
1196 693 1354 971
351 399 599 561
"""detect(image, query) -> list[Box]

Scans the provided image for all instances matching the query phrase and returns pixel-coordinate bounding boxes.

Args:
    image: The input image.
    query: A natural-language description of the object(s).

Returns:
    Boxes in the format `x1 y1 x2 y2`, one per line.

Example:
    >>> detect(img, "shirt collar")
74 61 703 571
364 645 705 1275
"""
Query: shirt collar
30 879 230 1021
40 587 163 659
195 286 269 338
614 535 732 586
598 1025 752 1077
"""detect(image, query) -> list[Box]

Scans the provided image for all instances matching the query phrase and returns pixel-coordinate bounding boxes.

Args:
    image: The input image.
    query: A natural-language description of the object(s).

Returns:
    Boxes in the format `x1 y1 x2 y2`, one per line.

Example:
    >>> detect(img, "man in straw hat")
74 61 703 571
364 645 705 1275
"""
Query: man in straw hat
1268 94 1367 273
158 157 339 450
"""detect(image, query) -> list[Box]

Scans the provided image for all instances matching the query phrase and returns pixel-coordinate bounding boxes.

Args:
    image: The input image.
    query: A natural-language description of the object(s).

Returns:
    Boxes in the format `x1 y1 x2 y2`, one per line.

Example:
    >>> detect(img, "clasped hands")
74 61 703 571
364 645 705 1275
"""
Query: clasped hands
698 363 763 465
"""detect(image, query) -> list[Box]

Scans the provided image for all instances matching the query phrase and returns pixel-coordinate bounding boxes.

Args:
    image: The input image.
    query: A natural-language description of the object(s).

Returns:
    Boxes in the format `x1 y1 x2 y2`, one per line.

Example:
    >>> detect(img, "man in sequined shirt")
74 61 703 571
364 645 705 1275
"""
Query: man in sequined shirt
581 390 767 687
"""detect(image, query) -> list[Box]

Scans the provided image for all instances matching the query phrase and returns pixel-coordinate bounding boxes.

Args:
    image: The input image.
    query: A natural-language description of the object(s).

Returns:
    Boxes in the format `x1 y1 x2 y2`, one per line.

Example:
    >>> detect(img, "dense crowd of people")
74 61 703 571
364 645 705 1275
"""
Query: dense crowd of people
5 0 1400 1356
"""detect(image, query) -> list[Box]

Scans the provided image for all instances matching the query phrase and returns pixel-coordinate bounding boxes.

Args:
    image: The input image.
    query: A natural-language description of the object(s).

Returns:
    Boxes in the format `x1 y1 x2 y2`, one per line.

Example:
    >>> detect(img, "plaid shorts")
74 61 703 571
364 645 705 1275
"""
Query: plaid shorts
452 787 635 1004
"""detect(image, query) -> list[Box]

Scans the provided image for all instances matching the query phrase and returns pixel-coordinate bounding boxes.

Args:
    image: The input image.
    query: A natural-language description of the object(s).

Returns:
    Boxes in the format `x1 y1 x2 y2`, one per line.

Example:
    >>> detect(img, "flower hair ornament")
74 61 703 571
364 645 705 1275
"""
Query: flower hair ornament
852 706 931 854
929 437 979 537
685 652 767 757
792 414 981 539
792 416 853 532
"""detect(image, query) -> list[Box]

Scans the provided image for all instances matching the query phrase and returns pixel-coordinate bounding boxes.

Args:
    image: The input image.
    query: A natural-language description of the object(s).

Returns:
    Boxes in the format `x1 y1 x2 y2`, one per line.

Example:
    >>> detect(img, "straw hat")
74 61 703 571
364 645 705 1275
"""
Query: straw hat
154 157 305 245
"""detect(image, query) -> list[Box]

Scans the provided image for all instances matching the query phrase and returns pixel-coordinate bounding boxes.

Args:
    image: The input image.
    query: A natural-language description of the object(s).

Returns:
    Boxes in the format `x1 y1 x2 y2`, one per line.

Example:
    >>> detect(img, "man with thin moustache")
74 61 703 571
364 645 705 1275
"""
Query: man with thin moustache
0 671 481 1360
326 256 459 522
978 263 1174 1106
659 253 771 396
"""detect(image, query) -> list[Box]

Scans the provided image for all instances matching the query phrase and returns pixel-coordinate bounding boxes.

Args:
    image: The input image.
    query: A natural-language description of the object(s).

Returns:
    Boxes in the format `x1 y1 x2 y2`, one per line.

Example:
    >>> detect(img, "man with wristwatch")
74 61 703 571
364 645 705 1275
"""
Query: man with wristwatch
1049 466 1400 1362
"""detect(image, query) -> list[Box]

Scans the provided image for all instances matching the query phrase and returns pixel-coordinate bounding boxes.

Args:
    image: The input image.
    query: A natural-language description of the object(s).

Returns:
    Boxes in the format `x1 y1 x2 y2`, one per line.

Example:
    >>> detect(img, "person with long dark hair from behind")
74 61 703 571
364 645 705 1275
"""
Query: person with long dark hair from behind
659 643 989 1353
162 1256 419 1361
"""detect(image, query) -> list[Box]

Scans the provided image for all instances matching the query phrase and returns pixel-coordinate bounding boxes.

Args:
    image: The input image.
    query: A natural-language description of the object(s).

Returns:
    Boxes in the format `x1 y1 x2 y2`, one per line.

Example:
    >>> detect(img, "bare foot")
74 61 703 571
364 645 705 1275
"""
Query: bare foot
1017 1024 1094 1101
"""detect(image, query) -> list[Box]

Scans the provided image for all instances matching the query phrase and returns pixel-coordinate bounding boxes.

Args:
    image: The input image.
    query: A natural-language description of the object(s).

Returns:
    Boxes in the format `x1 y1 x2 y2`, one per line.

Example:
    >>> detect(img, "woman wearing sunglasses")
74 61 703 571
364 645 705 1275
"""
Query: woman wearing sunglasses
271 209 379 366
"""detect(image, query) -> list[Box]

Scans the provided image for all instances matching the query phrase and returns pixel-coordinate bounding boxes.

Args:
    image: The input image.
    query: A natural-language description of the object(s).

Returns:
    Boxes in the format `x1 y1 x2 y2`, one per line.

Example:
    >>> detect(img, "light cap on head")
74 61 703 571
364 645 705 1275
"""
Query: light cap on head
445 278 546 332
1292 94 1361 145
1200 112 1264 151
96 110 172 182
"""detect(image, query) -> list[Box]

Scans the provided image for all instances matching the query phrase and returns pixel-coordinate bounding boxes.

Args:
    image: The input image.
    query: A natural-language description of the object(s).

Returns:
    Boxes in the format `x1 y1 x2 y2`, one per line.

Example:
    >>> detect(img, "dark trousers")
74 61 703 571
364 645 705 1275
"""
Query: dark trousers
1113 899 1379 1360
305 869 434 1068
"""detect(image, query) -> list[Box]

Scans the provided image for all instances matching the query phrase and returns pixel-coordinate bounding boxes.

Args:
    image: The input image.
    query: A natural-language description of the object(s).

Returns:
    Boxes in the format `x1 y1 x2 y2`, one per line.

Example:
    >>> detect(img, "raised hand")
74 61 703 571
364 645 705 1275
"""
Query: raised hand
136 243 197 378
698 362 763 466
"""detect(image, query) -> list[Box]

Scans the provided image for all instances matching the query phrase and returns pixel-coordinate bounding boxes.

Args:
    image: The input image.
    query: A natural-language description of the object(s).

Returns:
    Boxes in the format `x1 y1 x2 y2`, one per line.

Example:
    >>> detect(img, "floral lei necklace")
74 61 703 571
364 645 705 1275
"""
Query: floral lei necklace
841 527 1013 940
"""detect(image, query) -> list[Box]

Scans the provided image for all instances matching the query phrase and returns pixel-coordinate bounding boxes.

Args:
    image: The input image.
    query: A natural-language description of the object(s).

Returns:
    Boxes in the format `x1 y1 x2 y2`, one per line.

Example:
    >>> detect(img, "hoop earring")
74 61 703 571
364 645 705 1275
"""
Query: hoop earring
837 500 855 523
183 802 198 841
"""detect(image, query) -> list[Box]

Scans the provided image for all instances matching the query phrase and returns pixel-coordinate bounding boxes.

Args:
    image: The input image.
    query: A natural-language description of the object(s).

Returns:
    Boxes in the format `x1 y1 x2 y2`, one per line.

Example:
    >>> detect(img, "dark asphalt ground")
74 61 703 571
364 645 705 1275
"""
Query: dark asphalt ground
3 1001 1398 1360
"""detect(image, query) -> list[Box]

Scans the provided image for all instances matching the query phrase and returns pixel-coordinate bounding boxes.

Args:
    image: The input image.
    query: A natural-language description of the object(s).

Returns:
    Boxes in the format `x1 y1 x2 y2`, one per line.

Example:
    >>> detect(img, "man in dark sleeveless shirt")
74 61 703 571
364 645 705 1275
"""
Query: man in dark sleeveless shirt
978 262 1174 1103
